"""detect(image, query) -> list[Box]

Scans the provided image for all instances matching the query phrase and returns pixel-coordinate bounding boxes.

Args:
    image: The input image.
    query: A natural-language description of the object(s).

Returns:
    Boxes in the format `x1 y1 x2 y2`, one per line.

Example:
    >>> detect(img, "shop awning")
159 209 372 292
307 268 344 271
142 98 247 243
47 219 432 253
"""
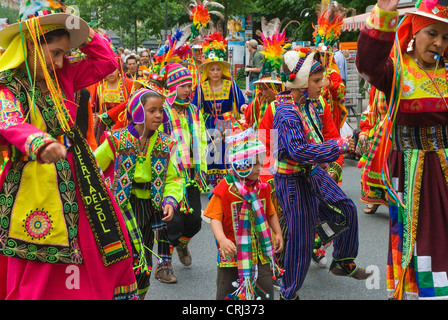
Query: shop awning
342 6 417 31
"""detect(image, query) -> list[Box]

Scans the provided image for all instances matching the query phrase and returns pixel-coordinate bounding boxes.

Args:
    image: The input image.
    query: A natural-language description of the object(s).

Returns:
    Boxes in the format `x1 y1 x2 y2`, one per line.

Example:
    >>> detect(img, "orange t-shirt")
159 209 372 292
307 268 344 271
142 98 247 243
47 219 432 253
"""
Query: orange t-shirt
204 190 276 222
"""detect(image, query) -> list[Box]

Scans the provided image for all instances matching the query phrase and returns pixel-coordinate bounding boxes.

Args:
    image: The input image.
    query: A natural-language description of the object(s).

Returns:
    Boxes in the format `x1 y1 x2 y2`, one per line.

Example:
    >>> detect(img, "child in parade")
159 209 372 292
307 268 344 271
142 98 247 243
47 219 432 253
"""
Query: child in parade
94 88 183 298
161 63 209 270
203 128 284 300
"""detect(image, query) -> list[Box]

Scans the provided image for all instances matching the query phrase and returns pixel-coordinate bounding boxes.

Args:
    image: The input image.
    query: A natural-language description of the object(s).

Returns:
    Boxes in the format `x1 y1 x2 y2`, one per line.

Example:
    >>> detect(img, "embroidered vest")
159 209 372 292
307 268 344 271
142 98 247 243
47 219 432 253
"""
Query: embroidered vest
106 129 175 211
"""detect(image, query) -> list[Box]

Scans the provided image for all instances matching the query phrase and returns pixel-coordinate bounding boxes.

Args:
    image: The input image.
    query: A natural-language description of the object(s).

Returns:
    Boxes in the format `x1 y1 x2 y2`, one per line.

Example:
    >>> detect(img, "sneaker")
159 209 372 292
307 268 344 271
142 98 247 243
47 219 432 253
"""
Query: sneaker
312 252 328 267
329 259 373 280
176 245 192 266
273 277 283 291
155 262 178 284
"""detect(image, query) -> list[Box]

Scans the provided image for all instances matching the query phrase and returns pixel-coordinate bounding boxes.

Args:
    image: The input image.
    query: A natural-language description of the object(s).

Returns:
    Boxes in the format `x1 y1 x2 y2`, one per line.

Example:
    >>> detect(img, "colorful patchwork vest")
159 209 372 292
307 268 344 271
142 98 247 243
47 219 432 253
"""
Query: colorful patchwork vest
105 128 175 211
212 175 272 268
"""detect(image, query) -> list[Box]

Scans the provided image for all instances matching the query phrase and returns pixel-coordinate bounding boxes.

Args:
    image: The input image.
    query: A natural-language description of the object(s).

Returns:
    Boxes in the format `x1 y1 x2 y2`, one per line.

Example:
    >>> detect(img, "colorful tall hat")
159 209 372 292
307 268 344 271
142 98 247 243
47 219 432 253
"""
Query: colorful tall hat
226 128 266 178
282 47 320 89
199 31 230 70
165 63 193 106
0 0 89 49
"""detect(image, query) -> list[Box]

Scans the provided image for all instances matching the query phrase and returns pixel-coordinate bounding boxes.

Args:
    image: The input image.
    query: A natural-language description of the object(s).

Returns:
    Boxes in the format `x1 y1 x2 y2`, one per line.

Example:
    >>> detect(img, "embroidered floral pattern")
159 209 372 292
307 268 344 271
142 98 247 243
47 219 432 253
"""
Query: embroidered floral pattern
24 210 53 239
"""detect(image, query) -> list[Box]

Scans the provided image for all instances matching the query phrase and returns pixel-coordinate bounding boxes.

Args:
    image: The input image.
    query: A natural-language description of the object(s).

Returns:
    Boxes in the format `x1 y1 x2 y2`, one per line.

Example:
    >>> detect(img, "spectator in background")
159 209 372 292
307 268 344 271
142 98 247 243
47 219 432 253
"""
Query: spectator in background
126 55 139 79
245 39 264 102
138 49 151 71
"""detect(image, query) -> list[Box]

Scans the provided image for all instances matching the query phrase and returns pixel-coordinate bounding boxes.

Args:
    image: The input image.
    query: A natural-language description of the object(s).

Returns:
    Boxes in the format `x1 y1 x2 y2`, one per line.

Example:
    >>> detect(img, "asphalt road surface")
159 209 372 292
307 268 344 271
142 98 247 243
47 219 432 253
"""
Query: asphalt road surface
145 157 390 301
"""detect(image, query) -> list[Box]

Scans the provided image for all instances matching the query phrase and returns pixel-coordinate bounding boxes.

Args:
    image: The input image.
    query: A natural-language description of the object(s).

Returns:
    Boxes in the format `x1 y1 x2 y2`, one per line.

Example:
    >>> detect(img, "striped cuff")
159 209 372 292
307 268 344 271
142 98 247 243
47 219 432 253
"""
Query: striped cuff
25 132 58 162
163 196 179 210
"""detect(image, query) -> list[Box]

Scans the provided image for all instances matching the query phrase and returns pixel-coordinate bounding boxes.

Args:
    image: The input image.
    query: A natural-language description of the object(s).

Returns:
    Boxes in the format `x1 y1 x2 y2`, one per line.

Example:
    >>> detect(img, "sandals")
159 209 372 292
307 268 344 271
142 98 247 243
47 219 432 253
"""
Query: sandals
364 204 379 214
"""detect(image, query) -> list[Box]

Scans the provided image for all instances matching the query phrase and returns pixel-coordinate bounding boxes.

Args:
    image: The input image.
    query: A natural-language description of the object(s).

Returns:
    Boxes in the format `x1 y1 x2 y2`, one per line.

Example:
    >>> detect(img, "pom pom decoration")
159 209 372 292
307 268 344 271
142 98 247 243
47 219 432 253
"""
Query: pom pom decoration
201 31 228 61
425 0 439 10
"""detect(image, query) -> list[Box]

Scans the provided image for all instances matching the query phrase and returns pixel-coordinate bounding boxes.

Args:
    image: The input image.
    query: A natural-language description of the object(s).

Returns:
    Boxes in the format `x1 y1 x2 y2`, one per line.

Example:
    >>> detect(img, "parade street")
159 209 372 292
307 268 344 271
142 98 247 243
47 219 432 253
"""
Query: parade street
146 156 390 301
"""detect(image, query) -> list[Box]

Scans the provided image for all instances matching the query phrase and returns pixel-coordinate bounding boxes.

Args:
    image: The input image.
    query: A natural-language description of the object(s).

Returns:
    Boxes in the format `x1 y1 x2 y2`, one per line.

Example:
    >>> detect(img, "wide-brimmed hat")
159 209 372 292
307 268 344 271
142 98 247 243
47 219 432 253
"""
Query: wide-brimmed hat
253 76 283 86
397 0 448 55
0 0 89 49
407 0 448 25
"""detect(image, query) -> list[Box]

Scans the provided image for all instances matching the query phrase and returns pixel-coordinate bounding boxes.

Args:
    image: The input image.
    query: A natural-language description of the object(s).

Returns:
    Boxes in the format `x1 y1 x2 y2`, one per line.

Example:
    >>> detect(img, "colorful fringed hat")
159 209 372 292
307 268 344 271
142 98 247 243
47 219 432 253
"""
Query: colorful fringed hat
226 128 266 178
199 31 230 70
0 0 89 49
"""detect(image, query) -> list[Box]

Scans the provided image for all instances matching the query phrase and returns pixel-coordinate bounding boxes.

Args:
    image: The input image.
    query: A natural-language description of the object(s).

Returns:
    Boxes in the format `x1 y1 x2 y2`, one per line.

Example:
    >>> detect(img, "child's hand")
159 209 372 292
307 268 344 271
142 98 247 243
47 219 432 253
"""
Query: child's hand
218 238 237 258
39 142 67 164
274 233 284 253
162 204 174 222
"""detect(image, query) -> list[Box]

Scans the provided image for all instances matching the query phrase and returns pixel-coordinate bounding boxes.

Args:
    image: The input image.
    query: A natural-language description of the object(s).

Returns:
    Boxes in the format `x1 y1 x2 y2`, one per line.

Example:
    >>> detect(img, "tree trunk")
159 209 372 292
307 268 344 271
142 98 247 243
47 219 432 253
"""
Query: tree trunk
134 16 138 51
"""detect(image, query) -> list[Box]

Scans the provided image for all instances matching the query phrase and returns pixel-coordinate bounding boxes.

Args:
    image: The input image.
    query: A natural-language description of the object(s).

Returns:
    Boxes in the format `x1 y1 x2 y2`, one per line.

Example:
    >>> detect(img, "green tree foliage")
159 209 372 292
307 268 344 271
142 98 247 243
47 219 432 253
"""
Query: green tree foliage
70 0 375 48
0 6 19 23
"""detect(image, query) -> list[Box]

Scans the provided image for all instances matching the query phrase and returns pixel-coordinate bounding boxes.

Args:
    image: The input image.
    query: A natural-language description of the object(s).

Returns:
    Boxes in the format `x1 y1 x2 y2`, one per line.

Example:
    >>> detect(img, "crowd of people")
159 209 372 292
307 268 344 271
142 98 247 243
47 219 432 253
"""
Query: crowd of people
0 0 447 301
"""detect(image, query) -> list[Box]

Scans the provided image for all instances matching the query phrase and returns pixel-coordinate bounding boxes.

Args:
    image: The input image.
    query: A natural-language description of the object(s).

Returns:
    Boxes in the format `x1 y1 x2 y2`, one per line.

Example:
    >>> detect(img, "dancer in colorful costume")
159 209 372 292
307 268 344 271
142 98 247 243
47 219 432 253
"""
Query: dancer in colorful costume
356 0 448 299
161 63 209 271
274 48 372 300
356 85 389 214
192 32 246 187
0 0 137 300
203 128 284 300
95 87 182 298
313 0 349 130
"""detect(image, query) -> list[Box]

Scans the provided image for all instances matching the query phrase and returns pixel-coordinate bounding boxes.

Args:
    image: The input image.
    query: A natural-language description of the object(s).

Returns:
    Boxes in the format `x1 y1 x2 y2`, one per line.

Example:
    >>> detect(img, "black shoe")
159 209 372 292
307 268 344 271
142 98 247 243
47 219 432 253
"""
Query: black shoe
329 259 373 280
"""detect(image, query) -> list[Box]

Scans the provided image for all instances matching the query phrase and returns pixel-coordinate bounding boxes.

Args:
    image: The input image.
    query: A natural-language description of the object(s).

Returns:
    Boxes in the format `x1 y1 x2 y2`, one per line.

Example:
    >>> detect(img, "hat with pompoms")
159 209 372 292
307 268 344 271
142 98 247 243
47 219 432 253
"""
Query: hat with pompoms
281 47 321 89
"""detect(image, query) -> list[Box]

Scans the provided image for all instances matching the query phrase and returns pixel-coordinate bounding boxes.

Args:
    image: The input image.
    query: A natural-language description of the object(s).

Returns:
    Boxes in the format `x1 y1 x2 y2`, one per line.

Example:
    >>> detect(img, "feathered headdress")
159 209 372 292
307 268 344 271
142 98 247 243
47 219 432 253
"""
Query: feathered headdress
259 28 291 77
151 26 192 80
180 0 225 41
313 0 355 49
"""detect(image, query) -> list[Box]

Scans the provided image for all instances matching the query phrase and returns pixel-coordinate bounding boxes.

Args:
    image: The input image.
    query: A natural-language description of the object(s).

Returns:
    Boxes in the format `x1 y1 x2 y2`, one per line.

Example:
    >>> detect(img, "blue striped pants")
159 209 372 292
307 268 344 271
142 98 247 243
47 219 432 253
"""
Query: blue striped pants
274 166 359 299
